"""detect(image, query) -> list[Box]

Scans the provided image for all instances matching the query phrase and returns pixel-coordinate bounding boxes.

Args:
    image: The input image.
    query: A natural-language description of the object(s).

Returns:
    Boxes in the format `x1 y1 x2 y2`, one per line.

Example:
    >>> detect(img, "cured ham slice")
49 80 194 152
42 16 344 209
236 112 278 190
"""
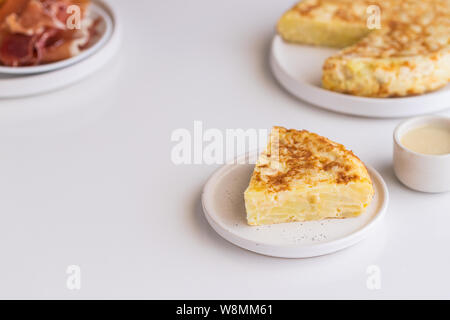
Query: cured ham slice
0 0 29 22
0 0 92 66
4 0 66 35
0 33 36 66
41 17 93 63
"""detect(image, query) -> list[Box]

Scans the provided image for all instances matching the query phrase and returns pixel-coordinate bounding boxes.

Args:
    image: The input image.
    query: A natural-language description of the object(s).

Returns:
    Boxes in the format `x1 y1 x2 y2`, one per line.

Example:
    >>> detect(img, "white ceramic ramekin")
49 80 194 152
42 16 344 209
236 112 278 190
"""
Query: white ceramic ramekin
393 116 450 193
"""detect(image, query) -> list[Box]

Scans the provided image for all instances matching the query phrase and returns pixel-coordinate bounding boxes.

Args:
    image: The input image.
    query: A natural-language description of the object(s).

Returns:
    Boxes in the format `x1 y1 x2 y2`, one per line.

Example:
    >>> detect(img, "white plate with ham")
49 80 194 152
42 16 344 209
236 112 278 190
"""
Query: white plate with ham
0 0 113 75
0 0 120 98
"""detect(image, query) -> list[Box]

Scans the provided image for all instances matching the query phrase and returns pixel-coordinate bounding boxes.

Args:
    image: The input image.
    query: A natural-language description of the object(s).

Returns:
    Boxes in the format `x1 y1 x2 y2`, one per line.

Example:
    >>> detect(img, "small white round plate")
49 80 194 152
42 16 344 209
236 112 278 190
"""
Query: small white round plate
270 35 450 118
202 153 389 258
0 2 112 75
0 0 121 98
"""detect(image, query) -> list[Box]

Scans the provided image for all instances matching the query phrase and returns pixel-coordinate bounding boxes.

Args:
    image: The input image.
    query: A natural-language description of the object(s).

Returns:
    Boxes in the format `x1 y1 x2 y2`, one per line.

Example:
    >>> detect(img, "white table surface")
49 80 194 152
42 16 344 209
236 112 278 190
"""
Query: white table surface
0 0 449 299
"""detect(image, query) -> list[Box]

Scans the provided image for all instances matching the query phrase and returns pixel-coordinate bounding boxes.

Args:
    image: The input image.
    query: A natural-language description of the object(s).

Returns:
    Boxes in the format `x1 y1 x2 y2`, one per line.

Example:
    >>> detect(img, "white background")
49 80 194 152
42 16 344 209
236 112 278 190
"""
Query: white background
0 0 449 299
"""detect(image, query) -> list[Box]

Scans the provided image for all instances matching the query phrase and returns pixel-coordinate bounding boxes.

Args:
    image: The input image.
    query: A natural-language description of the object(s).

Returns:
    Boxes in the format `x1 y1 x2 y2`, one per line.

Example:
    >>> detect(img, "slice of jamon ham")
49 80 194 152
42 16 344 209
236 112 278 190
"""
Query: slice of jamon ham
0 17 94 66
0 0 29 22
0 0 93 66
4 0 68 36
0 28 57 66
0 32 36 66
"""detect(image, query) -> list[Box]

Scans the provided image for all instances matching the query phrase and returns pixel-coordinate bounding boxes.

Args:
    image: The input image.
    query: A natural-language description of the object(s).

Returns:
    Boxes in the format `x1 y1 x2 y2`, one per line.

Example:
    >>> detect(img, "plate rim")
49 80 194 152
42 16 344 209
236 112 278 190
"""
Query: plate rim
202 152 389 258
270 34 450 118
0 0 113 75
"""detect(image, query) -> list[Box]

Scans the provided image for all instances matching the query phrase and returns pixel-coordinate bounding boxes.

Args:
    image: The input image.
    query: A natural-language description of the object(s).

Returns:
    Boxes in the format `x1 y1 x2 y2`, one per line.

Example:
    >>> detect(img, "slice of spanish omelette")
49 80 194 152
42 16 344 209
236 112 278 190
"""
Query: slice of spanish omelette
244 127 374 226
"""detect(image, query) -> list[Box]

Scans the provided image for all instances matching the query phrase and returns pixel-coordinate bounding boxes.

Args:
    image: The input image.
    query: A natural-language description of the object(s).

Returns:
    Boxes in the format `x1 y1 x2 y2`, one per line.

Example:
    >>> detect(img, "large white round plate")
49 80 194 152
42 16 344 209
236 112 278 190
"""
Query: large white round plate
0 0 121 98
202 153 389 258
0 1 113 75
270 35 450 118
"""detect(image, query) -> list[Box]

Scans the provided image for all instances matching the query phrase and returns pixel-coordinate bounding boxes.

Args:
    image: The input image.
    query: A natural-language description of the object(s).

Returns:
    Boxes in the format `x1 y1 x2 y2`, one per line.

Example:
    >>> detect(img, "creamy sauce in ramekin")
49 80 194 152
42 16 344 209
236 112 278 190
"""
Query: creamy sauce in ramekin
401 125 450 155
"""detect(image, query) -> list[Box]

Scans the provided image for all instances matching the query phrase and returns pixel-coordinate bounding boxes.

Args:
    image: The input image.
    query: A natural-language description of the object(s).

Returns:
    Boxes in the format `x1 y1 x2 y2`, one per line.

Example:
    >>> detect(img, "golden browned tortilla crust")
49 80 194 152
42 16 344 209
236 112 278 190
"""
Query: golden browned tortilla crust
251 127 372 193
